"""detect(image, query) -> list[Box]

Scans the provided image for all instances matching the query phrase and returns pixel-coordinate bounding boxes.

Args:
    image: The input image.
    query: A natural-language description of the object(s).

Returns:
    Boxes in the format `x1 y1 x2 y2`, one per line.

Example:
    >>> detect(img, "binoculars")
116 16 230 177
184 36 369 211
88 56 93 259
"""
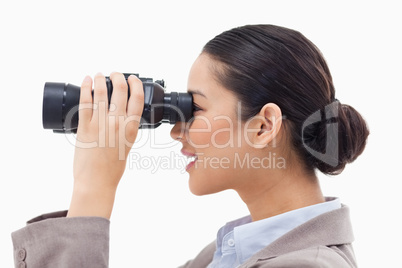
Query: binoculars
42 73 193 133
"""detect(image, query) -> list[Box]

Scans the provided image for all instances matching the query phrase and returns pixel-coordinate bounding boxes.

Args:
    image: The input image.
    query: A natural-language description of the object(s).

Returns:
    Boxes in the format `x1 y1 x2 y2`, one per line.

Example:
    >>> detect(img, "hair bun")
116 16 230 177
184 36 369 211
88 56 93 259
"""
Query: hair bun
313 101 370 175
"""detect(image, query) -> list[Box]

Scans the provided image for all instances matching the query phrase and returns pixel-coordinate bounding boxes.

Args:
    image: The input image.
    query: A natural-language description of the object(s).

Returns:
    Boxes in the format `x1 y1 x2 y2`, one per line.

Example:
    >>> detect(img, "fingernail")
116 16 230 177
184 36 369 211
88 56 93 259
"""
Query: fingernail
83 75 91 83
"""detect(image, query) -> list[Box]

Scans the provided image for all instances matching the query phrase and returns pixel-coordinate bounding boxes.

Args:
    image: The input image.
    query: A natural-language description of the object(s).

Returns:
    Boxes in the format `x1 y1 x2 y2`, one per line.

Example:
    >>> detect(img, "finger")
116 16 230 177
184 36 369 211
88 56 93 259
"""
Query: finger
93 73 108 119
79 75 93 125
109 72 128 115
127 75 144 117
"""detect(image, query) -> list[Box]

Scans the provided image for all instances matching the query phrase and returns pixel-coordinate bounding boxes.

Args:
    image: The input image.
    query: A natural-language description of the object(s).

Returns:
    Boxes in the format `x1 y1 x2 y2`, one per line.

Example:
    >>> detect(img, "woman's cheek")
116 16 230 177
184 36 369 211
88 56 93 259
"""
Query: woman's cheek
188 116 234 149
210 119 233 148
187 116 213 148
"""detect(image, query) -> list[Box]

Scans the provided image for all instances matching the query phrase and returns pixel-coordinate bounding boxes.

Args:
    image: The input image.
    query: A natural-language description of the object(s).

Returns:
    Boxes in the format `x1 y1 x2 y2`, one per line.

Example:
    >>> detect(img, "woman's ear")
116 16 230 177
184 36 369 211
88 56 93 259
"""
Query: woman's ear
245 103 282 149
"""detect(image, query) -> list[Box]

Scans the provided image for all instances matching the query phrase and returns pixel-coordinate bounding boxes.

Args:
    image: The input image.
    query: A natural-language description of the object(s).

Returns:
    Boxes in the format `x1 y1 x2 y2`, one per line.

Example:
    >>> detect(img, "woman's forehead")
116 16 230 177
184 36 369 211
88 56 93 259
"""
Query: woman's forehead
187 54 230 100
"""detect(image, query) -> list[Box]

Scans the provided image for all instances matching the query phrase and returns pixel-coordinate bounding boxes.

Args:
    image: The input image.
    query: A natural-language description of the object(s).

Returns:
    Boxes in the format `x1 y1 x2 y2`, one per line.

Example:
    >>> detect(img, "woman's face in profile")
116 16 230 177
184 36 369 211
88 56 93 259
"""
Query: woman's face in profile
170 54 258 196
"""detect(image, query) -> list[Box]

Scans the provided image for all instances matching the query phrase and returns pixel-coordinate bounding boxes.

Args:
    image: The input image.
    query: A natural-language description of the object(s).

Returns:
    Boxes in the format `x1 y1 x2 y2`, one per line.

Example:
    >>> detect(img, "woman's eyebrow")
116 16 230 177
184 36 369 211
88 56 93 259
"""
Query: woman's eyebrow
188 89 207 99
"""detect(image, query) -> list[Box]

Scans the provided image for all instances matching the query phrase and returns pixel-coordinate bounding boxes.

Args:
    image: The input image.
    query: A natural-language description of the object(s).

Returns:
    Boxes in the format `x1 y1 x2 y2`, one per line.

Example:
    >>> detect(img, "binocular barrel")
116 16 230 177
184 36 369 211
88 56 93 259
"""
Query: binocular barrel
42 74 193 133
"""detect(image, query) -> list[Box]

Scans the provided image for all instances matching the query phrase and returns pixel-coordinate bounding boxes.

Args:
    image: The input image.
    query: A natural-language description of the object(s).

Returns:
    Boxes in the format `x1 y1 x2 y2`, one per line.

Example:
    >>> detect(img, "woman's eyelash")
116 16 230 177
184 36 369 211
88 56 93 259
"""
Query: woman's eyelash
193 103 203 112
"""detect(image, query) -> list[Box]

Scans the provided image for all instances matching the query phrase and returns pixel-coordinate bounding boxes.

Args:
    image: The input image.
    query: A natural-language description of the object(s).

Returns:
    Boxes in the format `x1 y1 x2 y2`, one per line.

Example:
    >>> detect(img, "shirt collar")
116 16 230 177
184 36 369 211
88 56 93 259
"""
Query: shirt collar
215 197 341 264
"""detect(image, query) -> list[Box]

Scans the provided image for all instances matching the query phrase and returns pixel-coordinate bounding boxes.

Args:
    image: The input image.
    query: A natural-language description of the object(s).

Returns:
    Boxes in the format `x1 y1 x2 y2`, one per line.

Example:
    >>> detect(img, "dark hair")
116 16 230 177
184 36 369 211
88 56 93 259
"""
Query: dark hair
203 24 369 175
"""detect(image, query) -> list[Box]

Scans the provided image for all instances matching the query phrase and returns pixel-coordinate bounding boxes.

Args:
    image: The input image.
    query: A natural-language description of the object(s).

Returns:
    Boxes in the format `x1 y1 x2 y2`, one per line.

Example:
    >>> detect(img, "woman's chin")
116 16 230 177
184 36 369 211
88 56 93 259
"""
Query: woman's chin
188 179 210 196
188 174 225 196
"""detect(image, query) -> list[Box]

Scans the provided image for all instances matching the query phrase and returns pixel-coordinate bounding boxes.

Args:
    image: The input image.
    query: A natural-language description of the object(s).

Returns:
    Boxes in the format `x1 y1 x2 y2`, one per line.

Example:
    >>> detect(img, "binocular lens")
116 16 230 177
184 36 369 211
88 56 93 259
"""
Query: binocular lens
42 74 193 133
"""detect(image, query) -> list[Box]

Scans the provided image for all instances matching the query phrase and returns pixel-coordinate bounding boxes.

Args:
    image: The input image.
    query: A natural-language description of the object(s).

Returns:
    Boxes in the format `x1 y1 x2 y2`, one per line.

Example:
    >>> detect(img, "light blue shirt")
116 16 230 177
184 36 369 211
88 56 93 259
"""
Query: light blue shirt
207 197 341 268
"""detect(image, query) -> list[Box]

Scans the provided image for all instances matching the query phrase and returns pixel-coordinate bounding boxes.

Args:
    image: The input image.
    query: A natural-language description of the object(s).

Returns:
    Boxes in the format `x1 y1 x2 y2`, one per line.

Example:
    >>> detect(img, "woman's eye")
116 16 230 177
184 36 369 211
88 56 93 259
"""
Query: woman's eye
193 103 203 112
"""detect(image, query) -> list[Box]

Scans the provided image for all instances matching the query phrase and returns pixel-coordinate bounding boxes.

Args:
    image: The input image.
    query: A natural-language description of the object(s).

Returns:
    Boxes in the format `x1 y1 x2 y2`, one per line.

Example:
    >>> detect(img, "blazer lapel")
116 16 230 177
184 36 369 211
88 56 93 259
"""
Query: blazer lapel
240 205 354 266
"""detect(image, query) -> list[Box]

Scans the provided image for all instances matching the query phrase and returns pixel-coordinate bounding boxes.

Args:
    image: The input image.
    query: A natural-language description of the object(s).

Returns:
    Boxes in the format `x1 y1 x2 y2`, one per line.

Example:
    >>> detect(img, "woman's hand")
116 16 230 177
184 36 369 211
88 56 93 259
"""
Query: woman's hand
67 73 144 219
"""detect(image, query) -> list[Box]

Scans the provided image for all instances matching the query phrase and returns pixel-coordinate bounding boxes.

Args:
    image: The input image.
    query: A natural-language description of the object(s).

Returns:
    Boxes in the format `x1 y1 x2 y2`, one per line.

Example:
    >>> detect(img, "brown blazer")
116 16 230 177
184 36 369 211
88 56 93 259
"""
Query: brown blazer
12 205 356 267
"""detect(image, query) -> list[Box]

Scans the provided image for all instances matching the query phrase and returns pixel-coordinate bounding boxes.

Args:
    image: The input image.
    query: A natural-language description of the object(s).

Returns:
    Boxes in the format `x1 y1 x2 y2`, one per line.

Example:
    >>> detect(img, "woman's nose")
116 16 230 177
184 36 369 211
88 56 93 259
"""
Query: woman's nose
170 121 186 141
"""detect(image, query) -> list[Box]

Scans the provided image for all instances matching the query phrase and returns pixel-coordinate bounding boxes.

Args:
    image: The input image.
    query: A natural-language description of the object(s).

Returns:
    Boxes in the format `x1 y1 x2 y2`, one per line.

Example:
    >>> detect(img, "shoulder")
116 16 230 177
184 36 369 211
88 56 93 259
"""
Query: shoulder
244 205 357 267
254 245 356 268
177 241 216 268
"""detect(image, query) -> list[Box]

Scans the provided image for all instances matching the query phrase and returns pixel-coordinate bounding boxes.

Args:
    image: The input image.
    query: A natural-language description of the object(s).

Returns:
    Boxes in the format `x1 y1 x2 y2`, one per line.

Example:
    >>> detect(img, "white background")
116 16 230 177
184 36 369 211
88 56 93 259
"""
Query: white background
1 0 401 267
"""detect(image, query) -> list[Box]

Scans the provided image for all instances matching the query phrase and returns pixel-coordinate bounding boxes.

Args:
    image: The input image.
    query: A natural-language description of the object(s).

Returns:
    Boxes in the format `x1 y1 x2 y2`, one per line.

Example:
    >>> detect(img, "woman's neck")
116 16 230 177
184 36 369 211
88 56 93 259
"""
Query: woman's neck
235 168 325 222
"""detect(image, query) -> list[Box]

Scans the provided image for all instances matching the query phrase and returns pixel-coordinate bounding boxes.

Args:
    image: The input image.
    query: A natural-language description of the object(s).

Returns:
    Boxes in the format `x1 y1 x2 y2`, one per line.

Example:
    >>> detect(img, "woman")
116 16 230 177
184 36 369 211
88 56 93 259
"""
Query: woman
12 25 369 267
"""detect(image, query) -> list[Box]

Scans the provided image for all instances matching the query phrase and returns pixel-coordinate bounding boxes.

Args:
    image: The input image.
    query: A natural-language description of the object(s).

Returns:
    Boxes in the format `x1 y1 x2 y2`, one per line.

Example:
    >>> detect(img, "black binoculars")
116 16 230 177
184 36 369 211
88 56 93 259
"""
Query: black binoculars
42 73 193 133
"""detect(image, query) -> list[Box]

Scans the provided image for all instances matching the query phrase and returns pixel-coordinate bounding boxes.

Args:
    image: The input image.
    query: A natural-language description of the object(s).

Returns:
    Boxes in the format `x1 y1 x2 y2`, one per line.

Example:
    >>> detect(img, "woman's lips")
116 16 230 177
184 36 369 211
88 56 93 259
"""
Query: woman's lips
181 149 198 171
